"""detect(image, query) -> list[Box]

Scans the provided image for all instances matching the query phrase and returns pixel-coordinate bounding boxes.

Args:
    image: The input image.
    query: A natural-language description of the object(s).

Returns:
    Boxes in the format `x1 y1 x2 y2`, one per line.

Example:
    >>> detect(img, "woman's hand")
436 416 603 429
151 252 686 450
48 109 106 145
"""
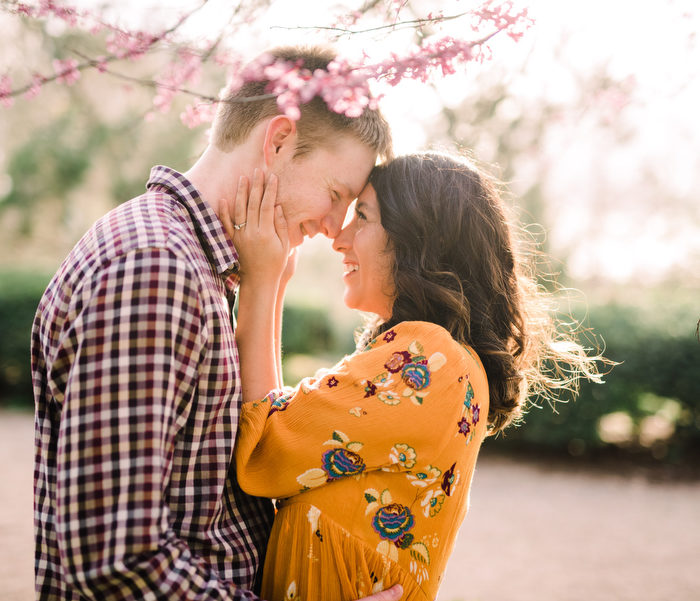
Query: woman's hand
221 168 288 283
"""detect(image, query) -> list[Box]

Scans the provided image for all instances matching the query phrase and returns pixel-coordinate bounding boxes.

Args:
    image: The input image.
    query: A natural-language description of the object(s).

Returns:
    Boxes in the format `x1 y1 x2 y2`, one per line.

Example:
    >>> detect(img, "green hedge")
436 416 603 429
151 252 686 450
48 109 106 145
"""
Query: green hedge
281 304 337 356
494 302 700 464
0 271 52 407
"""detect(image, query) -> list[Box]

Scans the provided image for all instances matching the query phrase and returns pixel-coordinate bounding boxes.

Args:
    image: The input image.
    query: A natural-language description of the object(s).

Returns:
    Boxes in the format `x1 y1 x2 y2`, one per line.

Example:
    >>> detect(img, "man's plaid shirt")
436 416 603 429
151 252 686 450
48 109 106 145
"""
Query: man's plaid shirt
31 166 274 600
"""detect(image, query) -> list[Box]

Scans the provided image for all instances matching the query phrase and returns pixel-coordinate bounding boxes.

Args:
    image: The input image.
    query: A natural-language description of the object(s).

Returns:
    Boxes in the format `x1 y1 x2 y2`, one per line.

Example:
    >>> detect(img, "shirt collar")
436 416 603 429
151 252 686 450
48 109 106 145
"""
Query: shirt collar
146 165 239 278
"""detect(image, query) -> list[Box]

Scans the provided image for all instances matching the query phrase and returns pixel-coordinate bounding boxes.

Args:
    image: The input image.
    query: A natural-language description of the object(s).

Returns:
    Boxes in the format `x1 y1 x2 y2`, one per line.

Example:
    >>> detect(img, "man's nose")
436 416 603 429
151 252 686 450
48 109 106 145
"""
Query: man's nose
332 222 353 252
320 203 349 239
320 215 341 239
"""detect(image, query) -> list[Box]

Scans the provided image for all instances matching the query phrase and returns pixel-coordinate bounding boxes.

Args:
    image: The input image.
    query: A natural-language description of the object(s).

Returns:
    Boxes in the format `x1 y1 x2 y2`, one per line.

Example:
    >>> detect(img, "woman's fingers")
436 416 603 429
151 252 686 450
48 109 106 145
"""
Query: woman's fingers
273 204 288 248
260 173 278 228
247 168 265 229
233 175 249 232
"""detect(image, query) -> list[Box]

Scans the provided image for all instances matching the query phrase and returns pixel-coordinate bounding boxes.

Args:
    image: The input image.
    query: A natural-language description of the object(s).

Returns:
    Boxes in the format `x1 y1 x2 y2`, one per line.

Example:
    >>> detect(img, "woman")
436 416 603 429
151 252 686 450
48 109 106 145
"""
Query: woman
225 153 602 601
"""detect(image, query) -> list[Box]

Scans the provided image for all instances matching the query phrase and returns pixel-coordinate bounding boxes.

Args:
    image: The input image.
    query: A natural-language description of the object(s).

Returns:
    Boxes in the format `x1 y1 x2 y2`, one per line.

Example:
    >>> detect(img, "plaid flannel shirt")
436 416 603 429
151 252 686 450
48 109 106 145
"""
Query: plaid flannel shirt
31 166 274 600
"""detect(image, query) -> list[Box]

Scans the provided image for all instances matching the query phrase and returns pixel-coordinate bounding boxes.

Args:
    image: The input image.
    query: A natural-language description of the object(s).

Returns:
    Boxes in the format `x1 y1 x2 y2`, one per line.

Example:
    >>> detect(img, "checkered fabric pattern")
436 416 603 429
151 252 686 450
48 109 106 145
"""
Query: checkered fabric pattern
31 166 274 600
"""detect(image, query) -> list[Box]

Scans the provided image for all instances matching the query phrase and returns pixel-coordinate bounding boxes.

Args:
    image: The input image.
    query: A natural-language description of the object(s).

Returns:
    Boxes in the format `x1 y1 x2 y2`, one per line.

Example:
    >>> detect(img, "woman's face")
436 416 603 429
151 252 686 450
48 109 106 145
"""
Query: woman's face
332 184 395 320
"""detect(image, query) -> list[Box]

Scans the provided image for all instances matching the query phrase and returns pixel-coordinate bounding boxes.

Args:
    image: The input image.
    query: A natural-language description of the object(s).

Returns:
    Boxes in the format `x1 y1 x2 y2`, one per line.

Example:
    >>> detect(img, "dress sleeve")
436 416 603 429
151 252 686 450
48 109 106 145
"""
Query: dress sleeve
235 322 480 499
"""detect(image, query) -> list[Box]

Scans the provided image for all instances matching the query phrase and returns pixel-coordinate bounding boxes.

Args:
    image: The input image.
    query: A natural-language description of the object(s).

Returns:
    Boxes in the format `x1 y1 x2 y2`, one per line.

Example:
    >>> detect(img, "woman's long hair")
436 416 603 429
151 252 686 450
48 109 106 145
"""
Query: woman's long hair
360 152 603 433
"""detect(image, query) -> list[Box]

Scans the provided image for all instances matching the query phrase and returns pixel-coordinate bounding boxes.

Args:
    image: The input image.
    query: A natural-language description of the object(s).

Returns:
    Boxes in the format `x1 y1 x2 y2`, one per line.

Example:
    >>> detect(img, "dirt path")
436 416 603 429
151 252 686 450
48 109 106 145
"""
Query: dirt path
2 409 699 601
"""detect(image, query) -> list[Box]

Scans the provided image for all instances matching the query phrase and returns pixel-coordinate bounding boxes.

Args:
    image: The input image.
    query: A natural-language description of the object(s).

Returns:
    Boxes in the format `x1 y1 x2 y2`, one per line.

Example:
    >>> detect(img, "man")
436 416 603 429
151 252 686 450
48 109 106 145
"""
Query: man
31 45 399 600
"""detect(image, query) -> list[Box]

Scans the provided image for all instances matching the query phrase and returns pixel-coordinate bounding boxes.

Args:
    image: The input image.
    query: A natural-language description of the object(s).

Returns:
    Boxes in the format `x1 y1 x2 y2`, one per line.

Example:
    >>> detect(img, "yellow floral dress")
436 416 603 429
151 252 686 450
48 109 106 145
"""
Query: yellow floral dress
235 321 489 601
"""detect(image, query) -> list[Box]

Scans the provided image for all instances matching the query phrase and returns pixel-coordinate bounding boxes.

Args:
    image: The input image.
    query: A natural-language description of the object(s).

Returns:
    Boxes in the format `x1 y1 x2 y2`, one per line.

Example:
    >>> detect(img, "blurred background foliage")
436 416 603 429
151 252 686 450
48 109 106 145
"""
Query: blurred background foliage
1 3 698 469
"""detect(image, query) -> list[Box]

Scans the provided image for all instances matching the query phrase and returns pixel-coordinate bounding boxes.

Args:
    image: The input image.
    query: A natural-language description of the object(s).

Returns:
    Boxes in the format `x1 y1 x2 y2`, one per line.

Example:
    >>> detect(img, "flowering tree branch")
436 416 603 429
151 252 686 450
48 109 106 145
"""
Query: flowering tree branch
0 0 534 126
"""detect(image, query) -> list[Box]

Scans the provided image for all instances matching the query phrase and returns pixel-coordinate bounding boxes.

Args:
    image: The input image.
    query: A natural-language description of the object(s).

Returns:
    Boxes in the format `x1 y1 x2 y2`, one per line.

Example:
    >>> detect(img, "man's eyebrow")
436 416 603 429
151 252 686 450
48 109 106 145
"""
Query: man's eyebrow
333 179 359 200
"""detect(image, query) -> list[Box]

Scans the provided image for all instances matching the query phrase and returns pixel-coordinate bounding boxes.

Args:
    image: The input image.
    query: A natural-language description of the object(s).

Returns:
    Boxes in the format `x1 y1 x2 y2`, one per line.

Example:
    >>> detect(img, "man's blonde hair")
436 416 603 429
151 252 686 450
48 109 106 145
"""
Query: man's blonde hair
211 46 393 161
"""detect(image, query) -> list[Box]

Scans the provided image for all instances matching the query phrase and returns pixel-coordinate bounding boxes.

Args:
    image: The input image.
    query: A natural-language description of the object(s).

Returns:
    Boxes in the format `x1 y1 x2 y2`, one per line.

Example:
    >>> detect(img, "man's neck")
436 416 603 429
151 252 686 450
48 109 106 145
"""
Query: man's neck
184 144 260 221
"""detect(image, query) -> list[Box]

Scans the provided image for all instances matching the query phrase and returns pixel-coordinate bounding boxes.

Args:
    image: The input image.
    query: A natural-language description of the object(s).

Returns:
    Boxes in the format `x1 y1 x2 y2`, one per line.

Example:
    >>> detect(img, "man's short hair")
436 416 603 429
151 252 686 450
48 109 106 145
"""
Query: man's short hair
211 45 393 161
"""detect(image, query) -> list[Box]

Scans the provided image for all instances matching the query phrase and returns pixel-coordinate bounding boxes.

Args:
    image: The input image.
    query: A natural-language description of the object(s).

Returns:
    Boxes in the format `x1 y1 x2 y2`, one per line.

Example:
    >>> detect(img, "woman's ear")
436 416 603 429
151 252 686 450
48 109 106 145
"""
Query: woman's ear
263 115 297 167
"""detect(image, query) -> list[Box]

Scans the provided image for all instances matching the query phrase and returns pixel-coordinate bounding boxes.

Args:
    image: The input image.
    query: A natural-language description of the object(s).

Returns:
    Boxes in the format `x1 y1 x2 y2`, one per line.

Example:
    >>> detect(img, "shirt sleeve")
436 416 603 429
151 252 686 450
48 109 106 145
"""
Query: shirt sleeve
53 248 259 601
235 322 478 500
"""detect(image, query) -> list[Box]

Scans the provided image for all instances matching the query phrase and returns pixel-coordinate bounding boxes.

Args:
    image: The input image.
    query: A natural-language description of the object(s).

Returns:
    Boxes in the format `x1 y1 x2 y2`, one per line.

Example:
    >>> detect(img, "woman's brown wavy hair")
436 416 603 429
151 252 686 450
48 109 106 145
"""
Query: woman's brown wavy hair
360 152 603 433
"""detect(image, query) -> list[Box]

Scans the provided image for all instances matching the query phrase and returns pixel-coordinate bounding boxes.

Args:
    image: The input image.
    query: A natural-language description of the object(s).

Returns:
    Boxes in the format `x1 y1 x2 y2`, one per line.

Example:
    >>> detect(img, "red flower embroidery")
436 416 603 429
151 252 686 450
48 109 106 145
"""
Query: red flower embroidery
383 330 397 343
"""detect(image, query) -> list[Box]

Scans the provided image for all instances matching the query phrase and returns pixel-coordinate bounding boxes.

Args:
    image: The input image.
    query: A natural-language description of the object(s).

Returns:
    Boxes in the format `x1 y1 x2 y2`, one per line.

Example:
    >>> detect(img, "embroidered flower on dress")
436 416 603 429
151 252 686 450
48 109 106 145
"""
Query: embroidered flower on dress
464 381 474 408
441 462 459 496
267 392 293 416
407 465 442 488
420 488 446 517
327 376 339 388
383 330 397 343
457 417 471 437
389 443 417 468
384 351 412 373
372 503 415 544
472 403 481 425
377 391 400 405
401 363 430 390
321 448 366 479
363 380 378 398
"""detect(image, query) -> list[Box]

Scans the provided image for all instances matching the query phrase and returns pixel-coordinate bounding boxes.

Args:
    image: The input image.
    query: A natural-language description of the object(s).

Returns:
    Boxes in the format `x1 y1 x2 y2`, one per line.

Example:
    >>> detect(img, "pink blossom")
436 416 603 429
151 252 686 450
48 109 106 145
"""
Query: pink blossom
15 3 35 17
472 0 534 41
180 101 217 128
106 30 157 60
0 74 14 108
152 51 203 113
53 59 81 85
95 56 108 73
25 74 45 100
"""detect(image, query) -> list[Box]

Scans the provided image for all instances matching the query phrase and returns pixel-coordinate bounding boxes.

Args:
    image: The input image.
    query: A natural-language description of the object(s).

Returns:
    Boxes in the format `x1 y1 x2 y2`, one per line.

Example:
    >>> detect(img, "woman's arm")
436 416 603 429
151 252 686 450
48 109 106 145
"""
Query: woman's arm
221 169 289 402
274 248 298 385
235 322 486 500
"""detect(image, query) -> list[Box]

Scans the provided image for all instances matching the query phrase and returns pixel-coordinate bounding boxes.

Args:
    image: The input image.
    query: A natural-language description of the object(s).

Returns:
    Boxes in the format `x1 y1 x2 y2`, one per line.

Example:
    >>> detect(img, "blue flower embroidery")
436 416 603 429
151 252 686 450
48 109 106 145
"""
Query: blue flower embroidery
321 448 366 480
267 392 293 416
401 363 430 390
372 503 415 546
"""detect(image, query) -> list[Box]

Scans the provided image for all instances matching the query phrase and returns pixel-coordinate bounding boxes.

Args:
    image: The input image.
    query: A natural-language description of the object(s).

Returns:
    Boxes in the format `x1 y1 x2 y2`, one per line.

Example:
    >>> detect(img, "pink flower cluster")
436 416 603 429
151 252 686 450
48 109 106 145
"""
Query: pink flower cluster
105 30 158 60
207 1 533 124
180 101 217 129
153 50 203 113
13 0 81 25
0 75 13 108
53 58 81 85
224 53 375 121
472 0 533 41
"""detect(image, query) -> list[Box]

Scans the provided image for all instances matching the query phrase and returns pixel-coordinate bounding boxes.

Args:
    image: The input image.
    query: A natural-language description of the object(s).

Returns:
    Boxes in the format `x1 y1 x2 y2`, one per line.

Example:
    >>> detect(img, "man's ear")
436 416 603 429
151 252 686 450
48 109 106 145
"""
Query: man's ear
263 115 297 167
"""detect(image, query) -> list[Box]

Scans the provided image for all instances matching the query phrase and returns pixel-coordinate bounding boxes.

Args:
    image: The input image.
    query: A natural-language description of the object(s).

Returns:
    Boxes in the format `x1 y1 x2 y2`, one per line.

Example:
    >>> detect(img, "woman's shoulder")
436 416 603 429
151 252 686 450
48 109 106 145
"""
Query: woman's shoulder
366 321 481 366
